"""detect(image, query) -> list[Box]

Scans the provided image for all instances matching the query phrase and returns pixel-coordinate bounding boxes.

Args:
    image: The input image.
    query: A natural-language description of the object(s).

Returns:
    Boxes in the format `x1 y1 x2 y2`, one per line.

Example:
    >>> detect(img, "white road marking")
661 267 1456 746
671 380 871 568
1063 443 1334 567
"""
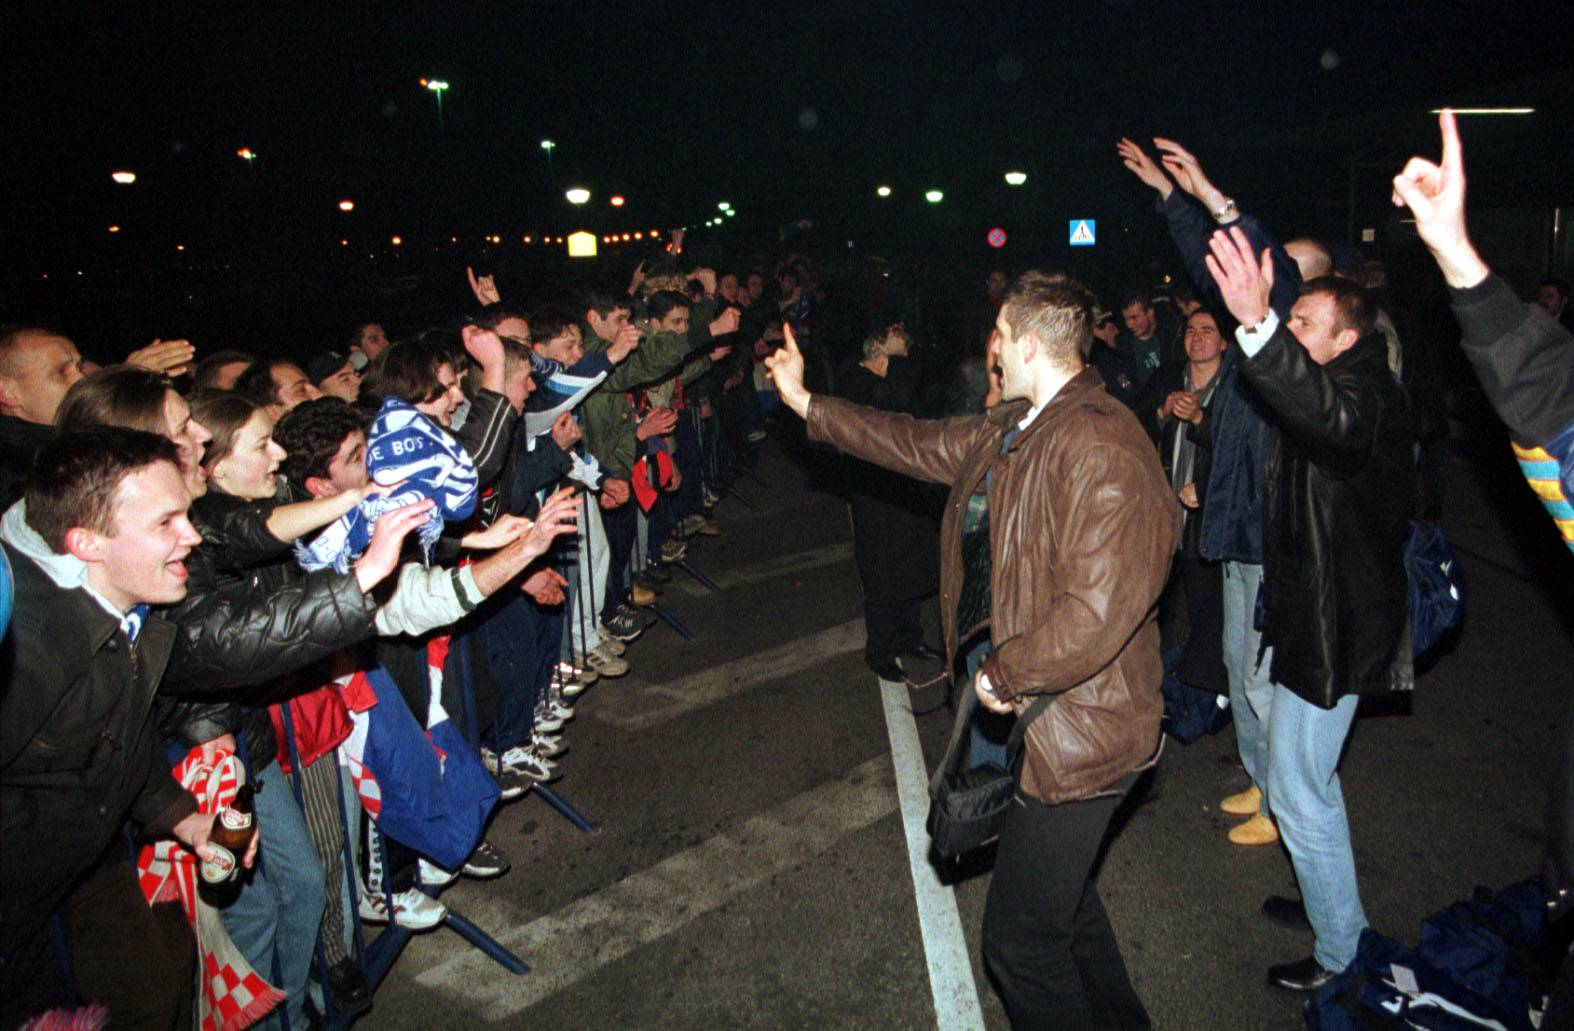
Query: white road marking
414 755 899 1019
591 618 865 729
879 678 987 1031
674 540 855 596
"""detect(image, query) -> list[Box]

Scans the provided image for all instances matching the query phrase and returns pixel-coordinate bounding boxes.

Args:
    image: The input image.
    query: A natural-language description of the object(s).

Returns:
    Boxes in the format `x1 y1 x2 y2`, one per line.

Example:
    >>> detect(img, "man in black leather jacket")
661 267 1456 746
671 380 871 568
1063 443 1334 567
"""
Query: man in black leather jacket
1209 229 1416 992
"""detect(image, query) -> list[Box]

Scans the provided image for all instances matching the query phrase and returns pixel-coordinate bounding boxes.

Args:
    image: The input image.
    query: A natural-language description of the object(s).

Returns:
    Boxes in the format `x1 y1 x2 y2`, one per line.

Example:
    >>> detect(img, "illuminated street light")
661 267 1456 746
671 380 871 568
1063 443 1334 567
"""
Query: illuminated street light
565 187 591 205
421 78 450 130
725 209 736 218
610 195 626 207
876 185 892 197
925 190 944 204
107 225 121 233
717 202 731 211
1429 107 1533 115
634 231 644 240
236 147 256 161
390 235 402 246
111 171 137 185
539 139 556 153
1004 170 1028 186
338 199 355 212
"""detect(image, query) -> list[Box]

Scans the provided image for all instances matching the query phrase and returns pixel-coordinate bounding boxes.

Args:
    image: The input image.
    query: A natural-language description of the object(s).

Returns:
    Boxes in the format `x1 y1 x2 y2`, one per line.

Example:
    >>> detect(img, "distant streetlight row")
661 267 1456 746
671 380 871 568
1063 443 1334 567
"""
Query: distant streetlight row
874 171 1029 202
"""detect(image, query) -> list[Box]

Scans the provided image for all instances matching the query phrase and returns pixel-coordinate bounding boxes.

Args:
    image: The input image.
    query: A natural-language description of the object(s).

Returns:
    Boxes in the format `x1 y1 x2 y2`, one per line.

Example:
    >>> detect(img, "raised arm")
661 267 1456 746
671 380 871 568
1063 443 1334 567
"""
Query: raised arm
768 325 994 486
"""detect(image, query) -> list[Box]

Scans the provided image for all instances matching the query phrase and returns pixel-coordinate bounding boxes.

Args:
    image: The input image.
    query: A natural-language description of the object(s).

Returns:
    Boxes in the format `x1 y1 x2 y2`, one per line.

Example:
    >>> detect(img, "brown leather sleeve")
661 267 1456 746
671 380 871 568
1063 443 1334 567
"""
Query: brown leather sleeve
805 394 999 488
981 440 1179 700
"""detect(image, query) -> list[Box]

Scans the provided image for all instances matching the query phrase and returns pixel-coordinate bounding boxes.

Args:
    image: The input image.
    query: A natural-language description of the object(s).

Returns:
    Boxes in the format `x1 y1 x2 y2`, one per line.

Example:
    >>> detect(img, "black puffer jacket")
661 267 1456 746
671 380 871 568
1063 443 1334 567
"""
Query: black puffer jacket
1240 329 1416 708
158 492 380 763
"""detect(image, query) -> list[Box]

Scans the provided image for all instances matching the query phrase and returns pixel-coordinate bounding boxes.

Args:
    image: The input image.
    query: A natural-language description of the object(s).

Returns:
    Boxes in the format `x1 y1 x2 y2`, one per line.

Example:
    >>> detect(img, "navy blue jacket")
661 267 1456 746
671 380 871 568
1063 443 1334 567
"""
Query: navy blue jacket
1160 191 1302 564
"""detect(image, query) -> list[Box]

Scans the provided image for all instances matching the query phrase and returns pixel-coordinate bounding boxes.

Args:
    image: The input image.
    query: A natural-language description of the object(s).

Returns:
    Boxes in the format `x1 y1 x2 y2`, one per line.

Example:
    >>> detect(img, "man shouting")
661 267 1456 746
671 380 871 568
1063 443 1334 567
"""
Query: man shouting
767 271 1177 1029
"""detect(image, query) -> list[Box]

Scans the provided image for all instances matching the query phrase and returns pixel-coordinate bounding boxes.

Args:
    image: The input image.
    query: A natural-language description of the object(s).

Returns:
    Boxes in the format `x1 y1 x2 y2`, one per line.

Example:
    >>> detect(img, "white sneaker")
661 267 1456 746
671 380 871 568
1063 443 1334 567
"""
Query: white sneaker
538 698 574 722
358 887 446 930
556 660 598 686
533 710 565 734
578 647 629 678
594 636 626 657
419 858 457 888
500 746 559 783
532 731 568 758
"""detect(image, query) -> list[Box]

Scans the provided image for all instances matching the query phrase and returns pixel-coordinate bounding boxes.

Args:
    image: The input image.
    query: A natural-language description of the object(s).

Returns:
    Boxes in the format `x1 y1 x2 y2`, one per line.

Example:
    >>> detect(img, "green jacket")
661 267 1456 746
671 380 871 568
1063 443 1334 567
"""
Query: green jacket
580 329 705 479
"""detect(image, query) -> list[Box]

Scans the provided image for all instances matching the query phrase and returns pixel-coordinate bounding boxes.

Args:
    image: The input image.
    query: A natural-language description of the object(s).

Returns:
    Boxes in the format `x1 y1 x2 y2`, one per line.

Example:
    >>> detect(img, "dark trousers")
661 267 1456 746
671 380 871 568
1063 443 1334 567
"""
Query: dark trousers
982 784 1149 1030
862 598 925 670
1 846 196 1030
674 412 705 520
601 500 638 623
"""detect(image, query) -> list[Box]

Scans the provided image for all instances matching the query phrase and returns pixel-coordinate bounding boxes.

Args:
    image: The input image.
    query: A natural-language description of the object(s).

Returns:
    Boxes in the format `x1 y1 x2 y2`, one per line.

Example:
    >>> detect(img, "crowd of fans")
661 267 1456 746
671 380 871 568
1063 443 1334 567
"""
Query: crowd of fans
0 243 809 1029
1 112 1570 1030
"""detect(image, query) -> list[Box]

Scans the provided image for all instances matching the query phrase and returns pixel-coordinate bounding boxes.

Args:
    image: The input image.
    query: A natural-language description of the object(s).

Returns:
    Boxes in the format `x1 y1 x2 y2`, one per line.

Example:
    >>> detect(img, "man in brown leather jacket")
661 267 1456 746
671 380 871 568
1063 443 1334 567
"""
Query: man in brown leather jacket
768 271 1178 1029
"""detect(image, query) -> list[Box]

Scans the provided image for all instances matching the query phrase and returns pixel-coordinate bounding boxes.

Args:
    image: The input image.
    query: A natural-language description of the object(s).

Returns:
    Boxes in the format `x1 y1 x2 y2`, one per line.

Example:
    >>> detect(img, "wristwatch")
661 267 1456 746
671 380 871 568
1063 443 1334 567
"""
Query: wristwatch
1211 199 1238 223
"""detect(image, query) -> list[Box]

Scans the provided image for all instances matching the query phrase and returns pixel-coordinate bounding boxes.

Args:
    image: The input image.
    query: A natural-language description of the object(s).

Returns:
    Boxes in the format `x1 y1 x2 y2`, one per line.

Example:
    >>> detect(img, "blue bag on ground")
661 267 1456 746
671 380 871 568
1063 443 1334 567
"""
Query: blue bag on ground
1305 881 1548 1030
1160 644 1232 745
1406 520 1465 659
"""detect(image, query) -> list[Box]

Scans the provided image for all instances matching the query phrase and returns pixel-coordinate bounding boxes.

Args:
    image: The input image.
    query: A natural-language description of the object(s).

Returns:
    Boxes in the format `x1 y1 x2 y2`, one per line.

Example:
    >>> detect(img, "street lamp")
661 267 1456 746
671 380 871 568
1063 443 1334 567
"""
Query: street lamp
925 189 944 204
717 202 731 211
610 195 626 207
540 139 556 175
565 187 591 205
236 148 256 162
1004 170 1028 186
876 185 892 197
421 78 450 130
111 171 137 185
338 199 355 212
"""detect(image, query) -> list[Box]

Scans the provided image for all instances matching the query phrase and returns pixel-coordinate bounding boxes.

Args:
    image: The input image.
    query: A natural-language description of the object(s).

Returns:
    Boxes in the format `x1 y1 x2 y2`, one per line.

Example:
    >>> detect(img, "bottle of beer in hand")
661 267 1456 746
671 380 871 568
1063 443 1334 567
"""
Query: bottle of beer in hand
200 782 258 886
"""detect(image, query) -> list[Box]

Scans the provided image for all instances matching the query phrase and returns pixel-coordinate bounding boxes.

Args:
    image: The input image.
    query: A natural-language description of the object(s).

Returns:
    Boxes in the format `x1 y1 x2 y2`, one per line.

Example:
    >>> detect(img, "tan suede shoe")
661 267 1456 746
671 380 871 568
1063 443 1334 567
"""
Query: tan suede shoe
1228 813 1280 846
1221 785 1263 816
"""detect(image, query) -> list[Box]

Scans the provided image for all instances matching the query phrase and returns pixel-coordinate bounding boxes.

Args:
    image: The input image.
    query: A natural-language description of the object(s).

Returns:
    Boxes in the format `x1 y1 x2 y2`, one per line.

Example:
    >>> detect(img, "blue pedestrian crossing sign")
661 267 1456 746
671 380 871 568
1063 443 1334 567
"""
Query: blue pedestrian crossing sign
1069 219 1096 246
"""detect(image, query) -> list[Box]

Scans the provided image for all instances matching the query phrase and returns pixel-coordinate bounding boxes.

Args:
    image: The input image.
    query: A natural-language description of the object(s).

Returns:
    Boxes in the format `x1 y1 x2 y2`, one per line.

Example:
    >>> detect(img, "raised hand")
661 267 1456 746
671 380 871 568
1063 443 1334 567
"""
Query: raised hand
461 324 506 392
708 307 741 338
609 323 642 362
688 267 717 297
1153 138 1230 216
355 499 435 592
127 338 196 377
1117 138 1174 199
551 411 581 450
519 487 580 560
461 513 530 551
1391 109 1489 288
467 266 501 306
764 322 810 418
1204 227 1274 329
636 407 678 439
628 260 647 296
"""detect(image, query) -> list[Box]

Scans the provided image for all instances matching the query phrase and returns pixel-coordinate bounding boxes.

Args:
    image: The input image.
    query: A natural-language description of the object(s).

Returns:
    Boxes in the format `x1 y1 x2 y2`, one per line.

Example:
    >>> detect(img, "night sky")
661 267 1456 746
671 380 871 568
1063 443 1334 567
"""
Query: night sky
3 2 1571 353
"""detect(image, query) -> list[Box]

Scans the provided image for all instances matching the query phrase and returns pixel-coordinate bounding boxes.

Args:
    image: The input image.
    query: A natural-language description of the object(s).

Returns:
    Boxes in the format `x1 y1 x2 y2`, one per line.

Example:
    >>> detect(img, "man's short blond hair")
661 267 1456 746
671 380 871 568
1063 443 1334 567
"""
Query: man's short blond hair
999 271 1096 371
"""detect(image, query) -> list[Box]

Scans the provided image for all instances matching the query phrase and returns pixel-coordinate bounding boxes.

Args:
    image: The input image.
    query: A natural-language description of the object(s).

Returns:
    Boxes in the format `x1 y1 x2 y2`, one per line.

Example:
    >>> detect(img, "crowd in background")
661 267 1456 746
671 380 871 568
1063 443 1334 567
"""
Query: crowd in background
1 115 1571 1030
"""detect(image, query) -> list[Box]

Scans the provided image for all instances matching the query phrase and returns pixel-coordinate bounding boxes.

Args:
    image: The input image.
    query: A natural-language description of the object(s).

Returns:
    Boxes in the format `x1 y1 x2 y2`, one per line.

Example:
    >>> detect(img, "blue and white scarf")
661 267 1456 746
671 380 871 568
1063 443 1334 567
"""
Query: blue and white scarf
297 397 478 572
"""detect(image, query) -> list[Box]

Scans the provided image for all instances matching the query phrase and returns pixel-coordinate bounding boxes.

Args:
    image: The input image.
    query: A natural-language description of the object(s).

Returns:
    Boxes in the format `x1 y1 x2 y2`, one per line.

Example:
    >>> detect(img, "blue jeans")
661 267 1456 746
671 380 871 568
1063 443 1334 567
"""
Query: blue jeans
218 759 326 1030
1264 689 1366 971
1222 561 1275 814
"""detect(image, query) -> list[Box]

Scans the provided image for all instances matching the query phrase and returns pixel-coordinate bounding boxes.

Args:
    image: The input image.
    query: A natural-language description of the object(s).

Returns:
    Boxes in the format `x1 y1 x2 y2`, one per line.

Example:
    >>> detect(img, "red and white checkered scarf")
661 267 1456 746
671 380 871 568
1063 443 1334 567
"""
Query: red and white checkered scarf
136 751 284 1031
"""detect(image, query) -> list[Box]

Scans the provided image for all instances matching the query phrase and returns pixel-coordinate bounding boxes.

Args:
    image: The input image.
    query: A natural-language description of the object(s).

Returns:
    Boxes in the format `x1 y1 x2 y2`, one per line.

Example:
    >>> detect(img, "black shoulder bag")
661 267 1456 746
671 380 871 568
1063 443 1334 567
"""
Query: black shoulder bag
925 683 1054 861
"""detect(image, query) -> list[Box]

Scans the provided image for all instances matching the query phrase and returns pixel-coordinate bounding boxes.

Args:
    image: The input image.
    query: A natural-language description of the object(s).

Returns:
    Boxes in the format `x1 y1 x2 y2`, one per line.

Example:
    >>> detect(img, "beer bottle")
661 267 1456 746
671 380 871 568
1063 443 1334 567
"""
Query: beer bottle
200 782 258 886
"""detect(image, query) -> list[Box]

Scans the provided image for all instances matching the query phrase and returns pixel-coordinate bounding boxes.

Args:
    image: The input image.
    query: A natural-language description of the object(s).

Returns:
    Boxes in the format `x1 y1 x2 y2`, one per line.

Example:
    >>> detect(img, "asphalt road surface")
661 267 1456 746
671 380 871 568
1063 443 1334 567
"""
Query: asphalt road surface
370 424 1571 1030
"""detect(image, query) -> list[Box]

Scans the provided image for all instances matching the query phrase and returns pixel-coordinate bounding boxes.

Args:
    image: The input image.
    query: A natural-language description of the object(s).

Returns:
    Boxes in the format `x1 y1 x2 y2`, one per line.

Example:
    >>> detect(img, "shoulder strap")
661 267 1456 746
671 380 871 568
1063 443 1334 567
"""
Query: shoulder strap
928 681 1056 795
